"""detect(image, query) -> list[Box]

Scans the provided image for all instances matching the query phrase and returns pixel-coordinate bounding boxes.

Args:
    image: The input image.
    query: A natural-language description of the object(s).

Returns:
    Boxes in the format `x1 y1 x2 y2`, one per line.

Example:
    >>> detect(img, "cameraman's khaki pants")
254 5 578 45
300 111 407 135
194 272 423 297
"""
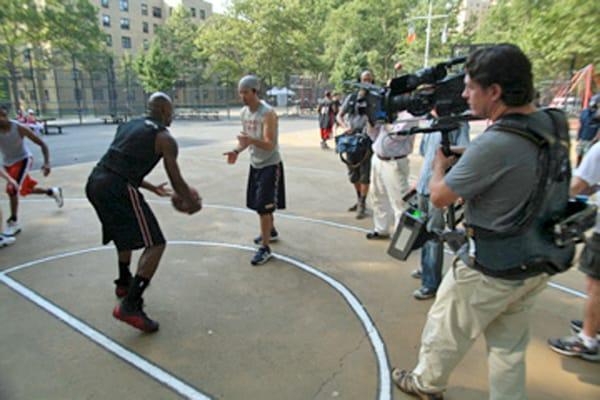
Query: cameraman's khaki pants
412 261 549 400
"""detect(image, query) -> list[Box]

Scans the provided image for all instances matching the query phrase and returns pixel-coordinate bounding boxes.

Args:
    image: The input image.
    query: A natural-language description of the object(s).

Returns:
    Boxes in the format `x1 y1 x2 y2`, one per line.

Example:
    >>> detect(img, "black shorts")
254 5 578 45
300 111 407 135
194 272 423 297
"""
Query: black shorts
579 233 600 280
247 162 286 215
85 168 165 251
347 150 372 184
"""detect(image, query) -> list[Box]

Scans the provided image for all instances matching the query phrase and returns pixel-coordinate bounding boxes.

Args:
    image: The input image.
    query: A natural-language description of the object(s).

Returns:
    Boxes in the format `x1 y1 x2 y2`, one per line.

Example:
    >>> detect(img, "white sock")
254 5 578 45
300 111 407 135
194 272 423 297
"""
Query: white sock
579 332 598 349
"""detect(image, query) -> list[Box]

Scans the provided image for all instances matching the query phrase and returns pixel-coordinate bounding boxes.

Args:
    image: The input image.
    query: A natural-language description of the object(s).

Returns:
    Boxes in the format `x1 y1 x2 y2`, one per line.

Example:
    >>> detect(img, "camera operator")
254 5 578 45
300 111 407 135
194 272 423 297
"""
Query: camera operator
337 70 375 219
548 142 600 361
392 44 562 399
411 109 470 300
364 111 416 240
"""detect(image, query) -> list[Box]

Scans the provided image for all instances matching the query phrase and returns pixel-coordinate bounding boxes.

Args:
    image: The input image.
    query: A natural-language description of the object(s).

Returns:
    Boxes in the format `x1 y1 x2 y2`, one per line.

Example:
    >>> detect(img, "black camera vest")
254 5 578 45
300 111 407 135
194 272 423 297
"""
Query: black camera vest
468 108 575 279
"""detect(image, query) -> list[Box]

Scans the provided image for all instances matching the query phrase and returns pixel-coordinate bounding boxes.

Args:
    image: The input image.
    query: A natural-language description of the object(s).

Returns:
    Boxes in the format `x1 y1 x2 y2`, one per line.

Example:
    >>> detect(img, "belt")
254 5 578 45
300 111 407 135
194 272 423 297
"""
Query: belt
376 154 407 161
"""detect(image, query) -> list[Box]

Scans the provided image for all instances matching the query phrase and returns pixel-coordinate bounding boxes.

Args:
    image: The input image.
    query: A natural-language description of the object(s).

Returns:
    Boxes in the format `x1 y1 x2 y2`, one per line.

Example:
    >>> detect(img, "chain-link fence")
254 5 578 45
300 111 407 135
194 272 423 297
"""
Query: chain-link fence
0 62 241 121
0 63 335 121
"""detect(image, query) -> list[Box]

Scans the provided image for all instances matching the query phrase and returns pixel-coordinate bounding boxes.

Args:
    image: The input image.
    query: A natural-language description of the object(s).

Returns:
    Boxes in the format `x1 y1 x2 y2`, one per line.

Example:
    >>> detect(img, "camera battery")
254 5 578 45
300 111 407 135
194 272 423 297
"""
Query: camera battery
387 207 428 261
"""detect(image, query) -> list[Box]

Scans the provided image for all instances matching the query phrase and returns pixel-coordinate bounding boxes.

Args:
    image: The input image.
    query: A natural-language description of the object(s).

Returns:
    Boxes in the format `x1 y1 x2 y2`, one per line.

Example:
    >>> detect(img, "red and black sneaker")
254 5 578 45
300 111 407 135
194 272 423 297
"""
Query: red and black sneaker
112 299 159 333
113 278 130 299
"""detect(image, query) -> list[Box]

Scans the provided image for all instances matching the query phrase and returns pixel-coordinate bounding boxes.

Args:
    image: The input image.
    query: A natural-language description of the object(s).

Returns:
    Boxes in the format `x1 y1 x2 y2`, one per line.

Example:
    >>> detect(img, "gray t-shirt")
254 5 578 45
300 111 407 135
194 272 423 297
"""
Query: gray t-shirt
240 100 281 168
445 111 553 232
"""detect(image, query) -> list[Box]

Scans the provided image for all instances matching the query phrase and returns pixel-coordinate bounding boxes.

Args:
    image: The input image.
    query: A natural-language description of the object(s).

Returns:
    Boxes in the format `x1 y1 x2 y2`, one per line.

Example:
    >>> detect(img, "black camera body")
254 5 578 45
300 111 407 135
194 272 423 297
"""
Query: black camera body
356 57 469 123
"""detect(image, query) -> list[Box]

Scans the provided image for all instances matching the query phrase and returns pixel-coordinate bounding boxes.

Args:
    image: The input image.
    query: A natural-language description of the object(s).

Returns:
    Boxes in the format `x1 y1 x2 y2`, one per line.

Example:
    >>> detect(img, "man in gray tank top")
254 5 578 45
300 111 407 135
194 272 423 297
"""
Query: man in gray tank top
0 105 63 237
224 75 286 266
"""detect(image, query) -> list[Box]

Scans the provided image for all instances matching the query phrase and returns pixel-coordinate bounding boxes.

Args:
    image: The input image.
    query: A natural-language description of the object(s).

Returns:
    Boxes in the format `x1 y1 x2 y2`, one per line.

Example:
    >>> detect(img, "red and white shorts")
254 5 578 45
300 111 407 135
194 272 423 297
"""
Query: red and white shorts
4 157 37 196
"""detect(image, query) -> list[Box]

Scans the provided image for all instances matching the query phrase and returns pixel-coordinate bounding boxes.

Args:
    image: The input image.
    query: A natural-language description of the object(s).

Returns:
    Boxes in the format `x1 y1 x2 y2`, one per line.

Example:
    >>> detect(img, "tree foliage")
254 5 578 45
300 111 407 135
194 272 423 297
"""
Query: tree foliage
196 0 325 86
133 41 178 93
0 0 105 110
463 0 600 81
155 5 204 81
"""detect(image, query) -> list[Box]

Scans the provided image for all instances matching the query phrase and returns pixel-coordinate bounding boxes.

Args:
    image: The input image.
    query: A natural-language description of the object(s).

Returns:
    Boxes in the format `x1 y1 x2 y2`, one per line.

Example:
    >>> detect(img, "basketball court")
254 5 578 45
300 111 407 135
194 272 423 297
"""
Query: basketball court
0 120 598 399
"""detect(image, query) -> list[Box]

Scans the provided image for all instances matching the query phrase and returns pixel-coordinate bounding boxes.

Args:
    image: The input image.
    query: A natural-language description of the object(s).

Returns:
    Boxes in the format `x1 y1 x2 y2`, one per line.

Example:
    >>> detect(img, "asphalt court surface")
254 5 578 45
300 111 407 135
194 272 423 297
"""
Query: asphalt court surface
1 118 599 399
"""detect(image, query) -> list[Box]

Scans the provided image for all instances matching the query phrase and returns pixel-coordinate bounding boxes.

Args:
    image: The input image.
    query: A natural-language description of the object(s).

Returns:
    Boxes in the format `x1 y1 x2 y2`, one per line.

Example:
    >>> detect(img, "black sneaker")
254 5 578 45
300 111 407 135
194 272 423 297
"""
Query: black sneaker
366 231 389 240
113 298 159 333
570 320 600 340
548 335 599 362
253 229 279 245
251 246 272 266
411 269 422 279
347 203 358 212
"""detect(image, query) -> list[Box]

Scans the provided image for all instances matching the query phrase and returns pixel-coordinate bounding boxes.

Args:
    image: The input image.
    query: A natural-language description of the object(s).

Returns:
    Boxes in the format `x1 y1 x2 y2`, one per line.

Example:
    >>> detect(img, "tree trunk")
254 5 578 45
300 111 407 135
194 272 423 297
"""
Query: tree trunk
7 46 21 112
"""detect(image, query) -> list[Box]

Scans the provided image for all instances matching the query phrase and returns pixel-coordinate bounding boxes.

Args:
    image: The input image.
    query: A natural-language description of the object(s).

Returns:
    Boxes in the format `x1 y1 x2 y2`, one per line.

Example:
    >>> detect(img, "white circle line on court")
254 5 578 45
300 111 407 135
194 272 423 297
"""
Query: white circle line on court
0 241 392 400
8 197 588 300
0 256 212 400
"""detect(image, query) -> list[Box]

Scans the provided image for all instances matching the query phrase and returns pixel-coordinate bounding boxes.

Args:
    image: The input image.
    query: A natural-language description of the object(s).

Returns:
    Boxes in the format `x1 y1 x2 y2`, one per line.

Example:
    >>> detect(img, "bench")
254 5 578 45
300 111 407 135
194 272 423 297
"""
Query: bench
200 110 219 121
174 109 220 121
41 118 63 135
102 114 127 124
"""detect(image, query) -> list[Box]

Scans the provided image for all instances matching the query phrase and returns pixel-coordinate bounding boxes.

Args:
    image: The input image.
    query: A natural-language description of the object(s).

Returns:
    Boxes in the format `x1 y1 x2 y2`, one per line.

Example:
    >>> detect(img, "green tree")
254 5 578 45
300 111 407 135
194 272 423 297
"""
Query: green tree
323 0 462 84
196 0 325 87
471 0 600 82
133 41 178 93
329 39 369 91
156 5 204 82
195 13 248 86
0 0 44 111
0 0 106 112
43 0 106 69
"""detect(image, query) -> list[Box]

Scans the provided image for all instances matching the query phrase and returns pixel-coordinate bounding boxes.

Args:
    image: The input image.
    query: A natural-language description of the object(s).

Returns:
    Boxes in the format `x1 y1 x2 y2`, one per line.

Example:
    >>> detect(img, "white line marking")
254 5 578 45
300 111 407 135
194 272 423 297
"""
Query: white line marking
0 271 211 400
1 241 391 400
547 282 587 299
171 241 391 400
6 197 588 300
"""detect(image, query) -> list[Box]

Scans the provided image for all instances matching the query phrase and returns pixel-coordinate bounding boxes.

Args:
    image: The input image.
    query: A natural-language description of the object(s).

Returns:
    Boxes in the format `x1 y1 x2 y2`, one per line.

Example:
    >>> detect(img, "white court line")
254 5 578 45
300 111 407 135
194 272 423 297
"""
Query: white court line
0 270 211 400
547 282 587 299
6 197 588 300
1 241 392 400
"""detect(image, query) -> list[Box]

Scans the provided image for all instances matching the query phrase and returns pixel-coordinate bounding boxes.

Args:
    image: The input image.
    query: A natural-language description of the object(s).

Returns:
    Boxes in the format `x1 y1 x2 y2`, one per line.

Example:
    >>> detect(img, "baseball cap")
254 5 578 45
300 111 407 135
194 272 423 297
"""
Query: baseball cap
238 75 260 91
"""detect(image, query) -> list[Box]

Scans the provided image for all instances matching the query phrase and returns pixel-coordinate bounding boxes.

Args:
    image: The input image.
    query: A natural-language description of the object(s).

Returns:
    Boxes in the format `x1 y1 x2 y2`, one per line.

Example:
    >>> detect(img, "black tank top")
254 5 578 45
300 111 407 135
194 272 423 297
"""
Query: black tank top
97 118 163 187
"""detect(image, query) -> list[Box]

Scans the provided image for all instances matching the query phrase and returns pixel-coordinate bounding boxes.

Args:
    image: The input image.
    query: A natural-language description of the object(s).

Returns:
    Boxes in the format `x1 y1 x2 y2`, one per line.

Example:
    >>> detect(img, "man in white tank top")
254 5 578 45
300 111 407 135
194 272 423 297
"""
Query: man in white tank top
0 105 63 237
224 75 286 266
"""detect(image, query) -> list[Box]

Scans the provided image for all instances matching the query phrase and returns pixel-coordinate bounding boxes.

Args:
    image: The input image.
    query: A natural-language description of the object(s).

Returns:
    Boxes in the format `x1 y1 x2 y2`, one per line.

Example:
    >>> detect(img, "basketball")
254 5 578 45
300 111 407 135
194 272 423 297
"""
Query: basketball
171 188 200 213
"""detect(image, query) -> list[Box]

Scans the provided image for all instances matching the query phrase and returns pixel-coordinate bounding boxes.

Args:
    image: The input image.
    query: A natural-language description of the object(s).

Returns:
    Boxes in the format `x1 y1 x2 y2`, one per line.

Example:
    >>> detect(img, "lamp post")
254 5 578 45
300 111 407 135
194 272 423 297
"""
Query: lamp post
24 48 40 115
407 0 451 67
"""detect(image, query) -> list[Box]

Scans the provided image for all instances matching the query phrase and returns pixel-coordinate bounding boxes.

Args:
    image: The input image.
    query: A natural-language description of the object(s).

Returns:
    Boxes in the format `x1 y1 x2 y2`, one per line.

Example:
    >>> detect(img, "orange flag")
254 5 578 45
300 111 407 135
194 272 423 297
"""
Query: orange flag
407 25 416 44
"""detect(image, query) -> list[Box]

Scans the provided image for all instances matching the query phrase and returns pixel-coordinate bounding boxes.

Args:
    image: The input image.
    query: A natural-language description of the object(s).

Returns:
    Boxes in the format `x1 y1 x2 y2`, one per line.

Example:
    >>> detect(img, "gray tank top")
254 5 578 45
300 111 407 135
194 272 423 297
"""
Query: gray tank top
0 120 31 166
241 100 281 168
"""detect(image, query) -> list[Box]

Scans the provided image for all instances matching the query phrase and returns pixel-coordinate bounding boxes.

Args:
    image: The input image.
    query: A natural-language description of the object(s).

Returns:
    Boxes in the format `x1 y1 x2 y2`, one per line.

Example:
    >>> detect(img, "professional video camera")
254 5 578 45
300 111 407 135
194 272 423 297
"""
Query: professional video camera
354 56 468 124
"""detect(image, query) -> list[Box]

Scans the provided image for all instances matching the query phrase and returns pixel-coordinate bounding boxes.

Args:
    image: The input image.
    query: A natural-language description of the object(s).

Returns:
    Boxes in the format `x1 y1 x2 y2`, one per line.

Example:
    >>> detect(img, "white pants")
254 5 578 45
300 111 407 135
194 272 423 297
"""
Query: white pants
369 155 410 235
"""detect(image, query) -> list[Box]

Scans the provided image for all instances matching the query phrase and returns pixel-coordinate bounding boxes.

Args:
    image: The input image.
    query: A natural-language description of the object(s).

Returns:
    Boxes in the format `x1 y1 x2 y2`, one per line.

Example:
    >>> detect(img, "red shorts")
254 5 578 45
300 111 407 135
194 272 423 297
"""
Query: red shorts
4 157 37 196
320 127 333 141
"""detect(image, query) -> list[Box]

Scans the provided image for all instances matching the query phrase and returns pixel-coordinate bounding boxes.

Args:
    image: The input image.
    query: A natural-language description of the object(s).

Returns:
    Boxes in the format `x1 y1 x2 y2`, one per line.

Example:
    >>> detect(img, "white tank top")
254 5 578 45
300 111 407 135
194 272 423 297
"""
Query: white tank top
0 120 31 166
240 100 281 168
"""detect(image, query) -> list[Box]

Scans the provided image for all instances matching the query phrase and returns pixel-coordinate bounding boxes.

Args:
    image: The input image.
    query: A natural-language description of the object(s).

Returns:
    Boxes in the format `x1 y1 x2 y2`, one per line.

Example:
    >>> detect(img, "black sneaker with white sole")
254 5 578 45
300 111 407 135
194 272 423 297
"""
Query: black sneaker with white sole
570 320 600 340
548 335 599 362
253 229 279 245
251 246 272 266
